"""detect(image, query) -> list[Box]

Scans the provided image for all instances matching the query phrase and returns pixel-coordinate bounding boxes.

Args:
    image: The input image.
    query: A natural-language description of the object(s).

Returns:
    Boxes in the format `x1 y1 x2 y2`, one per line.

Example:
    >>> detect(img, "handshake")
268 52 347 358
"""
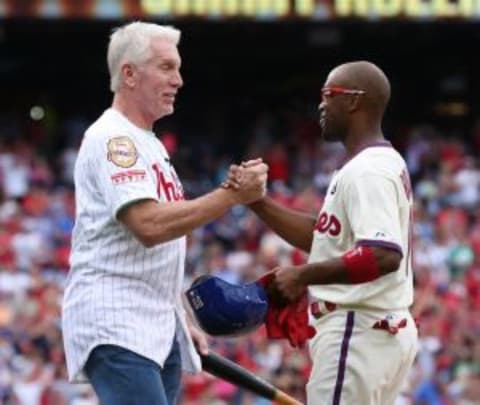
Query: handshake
221 158 268 205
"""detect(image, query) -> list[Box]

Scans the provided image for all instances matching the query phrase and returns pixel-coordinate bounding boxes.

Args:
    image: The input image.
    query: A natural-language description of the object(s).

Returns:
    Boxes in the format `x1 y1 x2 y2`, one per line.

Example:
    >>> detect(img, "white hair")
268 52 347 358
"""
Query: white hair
107 21 181 93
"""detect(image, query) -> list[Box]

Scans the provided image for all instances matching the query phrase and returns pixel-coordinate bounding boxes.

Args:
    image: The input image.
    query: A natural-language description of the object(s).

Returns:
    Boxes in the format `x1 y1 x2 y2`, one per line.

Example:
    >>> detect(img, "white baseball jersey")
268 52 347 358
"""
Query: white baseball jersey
308 141 414 310
306 141 417 405
62 108 201 382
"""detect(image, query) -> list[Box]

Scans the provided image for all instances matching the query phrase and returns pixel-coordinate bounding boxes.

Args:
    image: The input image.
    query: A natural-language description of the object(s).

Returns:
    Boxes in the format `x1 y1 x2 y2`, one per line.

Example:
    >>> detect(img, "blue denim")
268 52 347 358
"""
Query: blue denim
85 338 182 405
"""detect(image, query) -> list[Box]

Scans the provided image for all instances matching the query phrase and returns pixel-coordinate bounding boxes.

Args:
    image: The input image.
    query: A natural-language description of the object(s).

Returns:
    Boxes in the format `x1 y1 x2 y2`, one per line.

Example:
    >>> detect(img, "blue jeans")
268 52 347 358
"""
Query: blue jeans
85 339 182 405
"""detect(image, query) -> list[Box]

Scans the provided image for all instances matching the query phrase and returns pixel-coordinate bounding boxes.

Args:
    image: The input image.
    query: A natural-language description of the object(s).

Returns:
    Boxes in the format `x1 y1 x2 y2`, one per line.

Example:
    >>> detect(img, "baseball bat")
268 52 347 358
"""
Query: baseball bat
199 350 303 405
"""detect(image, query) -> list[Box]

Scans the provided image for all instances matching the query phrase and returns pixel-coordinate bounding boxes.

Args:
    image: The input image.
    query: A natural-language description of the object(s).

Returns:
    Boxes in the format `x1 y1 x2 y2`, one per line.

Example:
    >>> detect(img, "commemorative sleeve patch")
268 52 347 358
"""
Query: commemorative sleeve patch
107 136 138 168
110 169 147 184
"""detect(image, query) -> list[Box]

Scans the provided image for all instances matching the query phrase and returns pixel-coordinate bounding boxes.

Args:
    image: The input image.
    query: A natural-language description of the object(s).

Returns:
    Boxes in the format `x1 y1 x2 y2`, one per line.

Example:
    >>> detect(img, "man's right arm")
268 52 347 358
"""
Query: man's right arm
118 161 268 247
248 196 316 252
118 187 245 247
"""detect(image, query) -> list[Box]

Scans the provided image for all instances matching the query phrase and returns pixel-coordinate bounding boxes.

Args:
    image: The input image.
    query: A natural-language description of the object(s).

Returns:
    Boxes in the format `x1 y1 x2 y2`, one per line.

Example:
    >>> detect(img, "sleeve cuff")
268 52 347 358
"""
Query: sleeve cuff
114 196 158 220
356 239 403 257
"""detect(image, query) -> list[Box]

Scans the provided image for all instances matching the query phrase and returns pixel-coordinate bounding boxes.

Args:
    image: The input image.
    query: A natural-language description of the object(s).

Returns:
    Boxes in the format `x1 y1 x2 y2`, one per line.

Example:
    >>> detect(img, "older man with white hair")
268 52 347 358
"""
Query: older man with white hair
62 21 267 405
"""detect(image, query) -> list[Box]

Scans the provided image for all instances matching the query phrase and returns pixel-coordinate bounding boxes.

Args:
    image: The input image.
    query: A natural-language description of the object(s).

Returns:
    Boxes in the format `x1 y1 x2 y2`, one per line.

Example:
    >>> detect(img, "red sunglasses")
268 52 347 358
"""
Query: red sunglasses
321 87 366 98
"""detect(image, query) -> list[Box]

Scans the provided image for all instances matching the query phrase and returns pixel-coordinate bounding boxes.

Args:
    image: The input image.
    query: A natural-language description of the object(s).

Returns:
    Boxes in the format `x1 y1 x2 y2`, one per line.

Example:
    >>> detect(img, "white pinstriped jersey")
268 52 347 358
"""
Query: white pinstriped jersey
308 141 414 310
62 108 201 382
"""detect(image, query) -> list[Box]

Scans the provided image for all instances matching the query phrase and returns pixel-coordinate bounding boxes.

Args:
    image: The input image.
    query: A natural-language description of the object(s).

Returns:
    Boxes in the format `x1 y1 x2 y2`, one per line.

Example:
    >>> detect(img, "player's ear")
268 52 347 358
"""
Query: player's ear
122 63 137 89
347 94 361 112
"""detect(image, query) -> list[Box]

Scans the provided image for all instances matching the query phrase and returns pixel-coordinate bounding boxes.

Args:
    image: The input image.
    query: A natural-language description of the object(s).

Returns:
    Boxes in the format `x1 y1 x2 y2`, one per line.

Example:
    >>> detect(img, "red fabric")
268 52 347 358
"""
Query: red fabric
22 190 50 216
183 374 210 400
372 317 407 335
265 144 289 182
290 248 307 266
257 273 316 348
257 272 276 288
436 207 468 232
342 246 380 284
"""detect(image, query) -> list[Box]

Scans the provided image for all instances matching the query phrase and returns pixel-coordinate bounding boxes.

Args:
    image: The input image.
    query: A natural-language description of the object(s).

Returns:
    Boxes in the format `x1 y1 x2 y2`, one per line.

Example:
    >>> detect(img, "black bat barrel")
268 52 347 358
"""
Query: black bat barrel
200 351 276 400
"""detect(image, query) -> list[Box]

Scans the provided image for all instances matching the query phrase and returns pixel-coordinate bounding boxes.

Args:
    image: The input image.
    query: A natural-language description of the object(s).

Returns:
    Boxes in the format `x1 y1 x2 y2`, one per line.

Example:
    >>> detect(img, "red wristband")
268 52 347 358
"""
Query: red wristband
342 246 380 284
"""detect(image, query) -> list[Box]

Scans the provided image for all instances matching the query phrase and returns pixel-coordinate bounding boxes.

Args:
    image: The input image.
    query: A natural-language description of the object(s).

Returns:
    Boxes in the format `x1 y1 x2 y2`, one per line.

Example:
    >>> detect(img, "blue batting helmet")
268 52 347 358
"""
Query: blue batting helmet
186 275 268 337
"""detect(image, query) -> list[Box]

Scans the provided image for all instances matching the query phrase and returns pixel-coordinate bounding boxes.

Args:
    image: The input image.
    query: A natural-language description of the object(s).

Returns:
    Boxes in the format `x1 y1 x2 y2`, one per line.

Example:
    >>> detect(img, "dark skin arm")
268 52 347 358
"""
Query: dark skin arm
273 247 402 302
225 164 316 252
248 196 316 252
225 163 402 302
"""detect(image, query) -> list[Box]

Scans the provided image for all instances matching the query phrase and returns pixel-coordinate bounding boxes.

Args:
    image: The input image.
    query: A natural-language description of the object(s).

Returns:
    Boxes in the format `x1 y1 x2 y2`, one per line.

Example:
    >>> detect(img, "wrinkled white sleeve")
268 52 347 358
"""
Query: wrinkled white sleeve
343 173 403 256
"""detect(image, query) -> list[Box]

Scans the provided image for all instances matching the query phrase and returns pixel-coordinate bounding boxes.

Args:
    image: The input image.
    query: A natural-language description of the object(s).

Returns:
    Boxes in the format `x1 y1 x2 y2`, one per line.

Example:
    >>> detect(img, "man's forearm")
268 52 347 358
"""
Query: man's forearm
297 247 402 286
154 188 245 242
298 258 349 285
249 196 316 252
121 188 238 246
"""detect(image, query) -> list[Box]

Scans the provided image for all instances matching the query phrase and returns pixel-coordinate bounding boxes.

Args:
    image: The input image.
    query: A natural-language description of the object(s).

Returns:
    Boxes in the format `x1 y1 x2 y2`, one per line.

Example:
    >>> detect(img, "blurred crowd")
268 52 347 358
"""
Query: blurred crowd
0 112 479 405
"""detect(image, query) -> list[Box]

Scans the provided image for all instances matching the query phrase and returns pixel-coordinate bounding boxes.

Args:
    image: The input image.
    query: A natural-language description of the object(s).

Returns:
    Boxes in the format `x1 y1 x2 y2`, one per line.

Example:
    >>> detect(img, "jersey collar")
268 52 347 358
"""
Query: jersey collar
109 108 156 137
339 139 393 169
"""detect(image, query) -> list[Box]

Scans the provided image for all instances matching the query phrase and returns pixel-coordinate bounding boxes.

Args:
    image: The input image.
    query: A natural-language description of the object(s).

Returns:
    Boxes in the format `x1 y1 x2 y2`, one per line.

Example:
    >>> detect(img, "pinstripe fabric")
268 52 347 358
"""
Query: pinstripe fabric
62 108 201 382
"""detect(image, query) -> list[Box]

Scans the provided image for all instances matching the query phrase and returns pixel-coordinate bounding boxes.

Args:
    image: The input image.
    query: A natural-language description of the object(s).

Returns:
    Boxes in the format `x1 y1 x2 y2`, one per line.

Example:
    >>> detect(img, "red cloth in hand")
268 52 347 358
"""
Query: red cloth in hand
257 273 316 348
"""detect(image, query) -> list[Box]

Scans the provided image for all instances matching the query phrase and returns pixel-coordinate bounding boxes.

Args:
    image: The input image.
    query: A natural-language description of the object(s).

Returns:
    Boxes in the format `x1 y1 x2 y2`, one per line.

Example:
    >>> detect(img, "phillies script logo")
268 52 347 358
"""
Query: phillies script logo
314 211 341 236
152 163 184 202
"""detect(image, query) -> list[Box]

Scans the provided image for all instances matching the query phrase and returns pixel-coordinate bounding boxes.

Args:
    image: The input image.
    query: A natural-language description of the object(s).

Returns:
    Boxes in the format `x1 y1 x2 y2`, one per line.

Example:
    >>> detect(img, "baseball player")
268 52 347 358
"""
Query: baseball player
227 61 418 404
61 22 267 405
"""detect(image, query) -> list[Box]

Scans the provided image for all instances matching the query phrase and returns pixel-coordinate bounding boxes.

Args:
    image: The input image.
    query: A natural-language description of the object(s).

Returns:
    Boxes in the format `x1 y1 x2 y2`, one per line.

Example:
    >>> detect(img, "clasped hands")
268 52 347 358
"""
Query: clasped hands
222 159 306 304
221 158 268 205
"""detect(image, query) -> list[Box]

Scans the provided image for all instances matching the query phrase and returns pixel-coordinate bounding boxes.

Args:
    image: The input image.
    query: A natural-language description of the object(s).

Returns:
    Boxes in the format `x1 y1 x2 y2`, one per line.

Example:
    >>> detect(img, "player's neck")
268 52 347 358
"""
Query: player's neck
112 94 155 131
344 125 384 157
